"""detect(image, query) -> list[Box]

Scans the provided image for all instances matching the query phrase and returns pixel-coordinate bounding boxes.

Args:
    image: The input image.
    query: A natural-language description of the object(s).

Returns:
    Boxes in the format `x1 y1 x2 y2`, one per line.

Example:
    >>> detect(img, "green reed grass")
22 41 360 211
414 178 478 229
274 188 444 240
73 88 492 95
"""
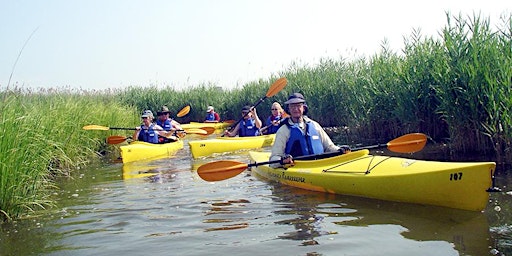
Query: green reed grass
0 87 137 222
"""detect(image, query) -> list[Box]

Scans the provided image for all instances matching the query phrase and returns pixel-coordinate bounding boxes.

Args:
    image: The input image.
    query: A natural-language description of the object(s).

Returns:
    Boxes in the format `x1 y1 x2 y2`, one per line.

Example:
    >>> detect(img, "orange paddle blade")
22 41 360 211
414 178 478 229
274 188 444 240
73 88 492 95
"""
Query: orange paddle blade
197 160 249 182
177 105 191 117
107 135 128 144
265 77 288 97
83 125 110 131
387 133 427 153
199 127 216 135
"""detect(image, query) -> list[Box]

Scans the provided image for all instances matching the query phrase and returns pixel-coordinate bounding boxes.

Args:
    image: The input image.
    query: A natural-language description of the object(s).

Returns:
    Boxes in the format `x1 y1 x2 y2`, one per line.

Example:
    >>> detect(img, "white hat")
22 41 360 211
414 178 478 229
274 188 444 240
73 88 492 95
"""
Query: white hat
206 106 214 112
141 110 154 118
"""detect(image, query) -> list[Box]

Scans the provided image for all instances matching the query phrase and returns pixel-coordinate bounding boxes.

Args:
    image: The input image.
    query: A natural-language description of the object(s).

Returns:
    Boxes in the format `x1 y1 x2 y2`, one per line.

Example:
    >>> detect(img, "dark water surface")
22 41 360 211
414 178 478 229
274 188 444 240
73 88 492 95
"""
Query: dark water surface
1 136 512 256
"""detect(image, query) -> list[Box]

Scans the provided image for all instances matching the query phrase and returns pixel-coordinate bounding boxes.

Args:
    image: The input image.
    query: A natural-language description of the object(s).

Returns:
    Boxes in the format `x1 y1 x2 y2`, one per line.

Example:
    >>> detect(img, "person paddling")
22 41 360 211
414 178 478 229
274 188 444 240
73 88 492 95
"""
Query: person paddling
156 105 183 142
133 110 177 144
269 93 349 168
223 105 262 137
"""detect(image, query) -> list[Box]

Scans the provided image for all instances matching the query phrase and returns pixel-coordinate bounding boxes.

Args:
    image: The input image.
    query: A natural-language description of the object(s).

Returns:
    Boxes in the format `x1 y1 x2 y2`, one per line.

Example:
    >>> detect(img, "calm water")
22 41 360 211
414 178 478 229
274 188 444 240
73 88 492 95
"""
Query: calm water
1 135 512 256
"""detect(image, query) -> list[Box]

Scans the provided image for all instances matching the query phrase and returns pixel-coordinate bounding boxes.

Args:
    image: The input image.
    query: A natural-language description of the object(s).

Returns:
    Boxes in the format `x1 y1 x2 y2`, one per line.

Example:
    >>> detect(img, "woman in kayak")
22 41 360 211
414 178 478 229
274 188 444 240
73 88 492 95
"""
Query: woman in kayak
269 93 349 168
133 110 177 144
261 102 286 135
223 105 262 137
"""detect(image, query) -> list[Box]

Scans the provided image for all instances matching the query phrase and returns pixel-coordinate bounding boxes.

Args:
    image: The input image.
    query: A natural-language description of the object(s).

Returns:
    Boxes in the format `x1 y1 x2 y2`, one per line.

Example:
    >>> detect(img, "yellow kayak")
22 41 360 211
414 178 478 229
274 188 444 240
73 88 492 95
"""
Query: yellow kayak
181 121 233 131
249 150 495 211
189 134 276 158
120 140 184 163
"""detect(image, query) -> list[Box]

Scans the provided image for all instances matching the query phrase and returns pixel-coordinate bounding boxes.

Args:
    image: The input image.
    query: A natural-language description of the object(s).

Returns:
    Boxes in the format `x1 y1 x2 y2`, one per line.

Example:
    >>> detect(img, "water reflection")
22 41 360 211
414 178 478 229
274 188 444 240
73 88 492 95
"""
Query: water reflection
267 184 491 255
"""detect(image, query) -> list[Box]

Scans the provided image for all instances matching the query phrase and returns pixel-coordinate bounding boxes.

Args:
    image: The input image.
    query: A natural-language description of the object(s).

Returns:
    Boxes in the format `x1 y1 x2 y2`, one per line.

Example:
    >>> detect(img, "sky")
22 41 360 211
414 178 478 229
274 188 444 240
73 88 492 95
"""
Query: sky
1 0 510 90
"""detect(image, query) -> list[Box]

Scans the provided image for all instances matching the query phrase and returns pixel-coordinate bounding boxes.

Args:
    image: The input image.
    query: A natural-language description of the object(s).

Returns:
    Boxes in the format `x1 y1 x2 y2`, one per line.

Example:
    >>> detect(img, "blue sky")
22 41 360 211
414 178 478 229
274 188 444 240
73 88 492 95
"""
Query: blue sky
1 0 509 90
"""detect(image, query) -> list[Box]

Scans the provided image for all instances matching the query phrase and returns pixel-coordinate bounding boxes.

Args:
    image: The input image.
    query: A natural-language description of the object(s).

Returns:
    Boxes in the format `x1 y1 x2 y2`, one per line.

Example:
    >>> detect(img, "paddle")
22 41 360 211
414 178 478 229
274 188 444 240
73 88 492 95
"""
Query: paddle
223 77 287 136
83 125 213 135
197 133 427 181
104 127 215 144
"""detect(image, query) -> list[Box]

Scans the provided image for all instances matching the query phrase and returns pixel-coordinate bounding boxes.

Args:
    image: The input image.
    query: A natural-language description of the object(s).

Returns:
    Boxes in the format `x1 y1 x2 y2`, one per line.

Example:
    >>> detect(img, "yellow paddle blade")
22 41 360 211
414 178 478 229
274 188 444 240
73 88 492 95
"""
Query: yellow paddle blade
184 128 208 135
197 160 249 182
83 125 110 131
266 77 288 97
107 135 128 144
387 133 427 153
177 105 191 117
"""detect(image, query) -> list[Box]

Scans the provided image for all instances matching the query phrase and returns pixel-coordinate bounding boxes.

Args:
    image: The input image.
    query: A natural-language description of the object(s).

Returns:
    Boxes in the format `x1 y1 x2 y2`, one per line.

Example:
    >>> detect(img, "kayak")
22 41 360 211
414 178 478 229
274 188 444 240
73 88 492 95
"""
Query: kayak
181 121 233 131
248 150 496 211
120 140 184 163
189 134 276 158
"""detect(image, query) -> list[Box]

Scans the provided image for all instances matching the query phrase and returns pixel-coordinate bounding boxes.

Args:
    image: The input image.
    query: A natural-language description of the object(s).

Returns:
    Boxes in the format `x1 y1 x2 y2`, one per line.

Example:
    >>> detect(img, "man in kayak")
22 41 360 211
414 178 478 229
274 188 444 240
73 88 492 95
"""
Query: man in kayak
156 105 184 142
223 105 262 137
133 110 177 144
204 106 221 123
269 93 349 168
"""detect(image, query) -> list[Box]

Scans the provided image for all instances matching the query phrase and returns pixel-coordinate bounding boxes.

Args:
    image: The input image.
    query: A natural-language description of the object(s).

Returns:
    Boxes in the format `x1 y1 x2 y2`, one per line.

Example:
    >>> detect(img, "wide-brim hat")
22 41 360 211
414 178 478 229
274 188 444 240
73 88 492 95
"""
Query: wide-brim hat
284 93 306 104
157 106 171 115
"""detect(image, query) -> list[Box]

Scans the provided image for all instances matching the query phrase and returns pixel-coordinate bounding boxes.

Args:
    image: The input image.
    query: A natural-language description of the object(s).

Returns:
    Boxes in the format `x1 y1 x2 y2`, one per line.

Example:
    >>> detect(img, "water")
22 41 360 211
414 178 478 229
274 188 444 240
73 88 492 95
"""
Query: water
1 136 511 256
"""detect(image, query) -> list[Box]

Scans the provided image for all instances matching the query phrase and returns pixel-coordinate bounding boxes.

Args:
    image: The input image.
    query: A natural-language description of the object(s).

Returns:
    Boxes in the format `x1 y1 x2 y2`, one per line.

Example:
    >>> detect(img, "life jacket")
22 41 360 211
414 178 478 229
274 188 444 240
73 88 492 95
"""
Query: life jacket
239 118 260 137
138 124 159 144
156 119 172 131
284 119 324 157
265 114 282 134
205 113 216 121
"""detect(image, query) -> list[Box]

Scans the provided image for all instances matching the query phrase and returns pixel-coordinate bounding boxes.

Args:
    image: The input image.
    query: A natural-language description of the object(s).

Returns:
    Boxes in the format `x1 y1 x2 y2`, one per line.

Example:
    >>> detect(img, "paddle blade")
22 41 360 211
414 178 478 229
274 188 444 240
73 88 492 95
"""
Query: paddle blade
107 135 128 144
184 128 208 135
177 105 191 117
223 120 235 124
387 133 427 153
197 160 249 181
265 77 288 97
199 127 216 135
83 125 110 131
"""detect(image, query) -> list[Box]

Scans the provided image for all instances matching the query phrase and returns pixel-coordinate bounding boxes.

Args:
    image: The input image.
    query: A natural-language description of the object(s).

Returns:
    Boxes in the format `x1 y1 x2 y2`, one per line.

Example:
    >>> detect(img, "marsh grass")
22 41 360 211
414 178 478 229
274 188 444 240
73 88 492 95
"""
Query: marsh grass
0 87 136 221
1 13 511 222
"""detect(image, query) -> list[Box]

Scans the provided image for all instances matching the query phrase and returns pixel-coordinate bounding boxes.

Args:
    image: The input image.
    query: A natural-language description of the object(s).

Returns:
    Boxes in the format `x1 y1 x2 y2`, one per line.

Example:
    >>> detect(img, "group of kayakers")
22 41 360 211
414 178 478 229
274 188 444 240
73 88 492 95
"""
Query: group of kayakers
135 92 348 169
133 106 183 144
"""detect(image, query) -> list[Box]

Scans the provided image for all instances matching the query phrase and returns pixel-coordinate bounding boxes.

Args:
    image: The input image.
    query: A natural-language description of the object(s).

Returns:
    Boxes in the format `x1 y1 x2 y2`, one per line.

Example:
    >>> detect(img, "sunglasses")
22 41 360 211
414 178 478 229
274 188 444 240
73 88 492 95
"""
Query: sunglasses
271 108 278 110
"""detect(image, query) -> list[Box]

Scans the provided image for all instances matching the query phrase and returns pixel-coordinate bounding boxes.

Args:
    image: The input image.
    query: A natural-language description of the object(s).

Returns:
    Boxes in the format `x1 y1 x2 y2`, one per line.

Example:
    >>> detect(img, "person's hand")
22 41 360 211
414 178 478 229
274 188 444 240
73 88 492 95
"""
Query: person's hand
279 154 294 168
223 130 230 136
135 127 141 131
339 145 351 154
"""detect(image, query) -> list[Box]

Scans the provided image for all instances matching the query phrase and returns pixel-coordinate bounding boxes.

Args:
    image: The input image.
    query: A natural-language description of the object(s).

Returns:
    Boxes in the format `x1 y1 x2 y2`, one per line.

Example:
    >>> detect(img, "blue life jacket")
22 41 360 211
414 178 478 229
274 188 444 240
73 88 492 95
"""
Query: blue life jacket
284 120 324 157
239 118 260 137
205 113 215 121
138 124 159 144
156 119 172 131
265 114 282 134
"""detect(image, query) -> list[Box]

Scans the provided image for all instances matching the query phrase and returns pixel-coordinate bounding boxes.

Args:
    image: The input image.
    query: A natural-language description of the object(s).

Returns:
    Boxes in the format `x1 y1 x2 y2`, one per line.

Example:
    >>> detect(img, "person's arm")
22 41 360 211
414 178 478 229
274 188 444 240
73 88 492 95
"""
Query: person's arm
214 112 220 122
224 123 240 137
133 128 141 141
269 125 291 168
252 108 262 128
171 120 182 130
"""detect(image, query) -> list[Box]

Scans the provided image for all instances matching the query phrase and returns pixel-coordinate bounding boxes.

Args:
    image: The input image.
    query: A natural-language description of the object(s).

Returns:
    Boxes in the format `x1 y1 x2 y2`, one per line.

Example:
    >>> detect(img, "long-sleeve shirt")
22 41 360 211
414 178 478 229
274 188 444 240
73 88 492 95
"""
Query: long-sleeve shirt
269 116 339 167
